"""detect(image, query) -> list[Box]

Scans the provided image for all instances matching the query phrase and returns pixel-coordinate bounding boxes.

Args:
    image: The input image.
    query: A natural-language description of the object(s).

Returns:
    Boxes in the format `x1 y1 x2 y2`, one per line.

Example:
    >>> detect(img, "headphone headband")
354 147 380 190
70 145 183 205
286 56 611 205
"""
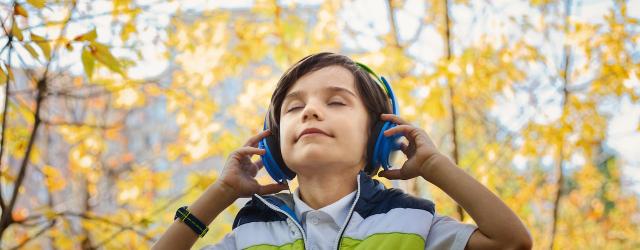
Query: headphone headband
356 62 398 115
356 62 388 93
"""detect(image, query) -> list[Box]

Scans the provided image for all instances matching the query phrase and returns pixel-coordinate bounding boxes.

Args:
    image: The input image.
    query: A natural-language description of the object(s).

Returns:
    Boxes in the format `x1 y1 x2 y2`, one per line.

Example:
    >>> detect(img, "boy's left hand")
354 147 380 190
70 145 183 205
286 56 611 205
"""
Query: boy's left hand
377 113 441 180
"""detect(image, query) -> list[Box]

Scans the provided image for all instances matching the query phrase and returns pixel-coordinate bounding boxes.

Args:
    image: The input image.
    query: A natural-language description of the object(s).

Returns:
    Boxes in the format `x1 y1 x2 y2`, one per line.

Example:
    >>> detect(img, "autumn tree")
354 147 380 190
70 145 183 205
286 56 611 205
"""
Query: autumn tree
0 0 172 248
1 0 638 249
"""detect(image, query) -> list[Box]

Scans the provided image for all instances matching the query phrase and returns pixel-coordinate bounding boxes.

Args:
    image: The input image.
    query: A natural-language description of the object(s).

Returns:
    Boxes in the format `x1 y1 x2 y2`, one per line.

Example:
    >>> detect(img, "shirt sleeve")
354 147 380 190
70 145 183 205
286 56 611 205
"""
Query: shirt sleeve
424 212 477 250
200 231 237 250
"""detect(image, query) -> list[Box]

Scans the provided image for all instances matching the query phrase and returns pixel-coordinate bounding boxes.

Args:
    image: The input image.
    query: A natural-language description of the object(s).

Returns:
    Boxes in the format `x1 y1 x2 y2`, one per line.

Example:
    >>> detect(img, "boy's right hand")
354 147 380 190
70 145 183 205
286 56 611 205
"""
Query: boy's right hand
216 129 288 199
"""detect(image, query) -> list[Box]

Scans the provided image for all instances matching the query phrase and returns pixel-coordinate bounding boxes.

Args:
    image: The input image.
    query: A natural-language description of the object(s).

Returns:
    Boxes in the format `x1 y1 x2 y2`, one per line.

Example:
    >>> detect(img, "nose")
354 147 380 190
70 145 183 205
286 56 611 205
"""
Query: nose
301 101 324 122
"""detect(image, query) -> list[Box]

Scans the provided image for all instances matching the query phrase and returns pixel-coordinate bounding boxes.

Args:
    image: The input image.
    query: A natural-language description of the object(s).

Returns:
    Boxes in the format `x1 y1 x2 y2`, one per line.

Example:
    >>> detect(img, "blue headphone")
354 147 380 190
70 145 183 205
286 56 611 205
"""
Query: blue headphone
258 62 402 184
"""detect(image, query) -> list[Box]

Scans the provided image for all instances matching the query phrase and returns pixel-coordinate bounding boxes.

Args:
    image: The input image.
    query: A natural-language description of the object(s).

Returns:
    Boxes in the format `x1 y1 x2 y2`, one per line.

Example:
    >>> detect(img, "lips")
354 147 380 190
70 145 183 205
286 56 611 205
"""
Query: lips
297 127 332 141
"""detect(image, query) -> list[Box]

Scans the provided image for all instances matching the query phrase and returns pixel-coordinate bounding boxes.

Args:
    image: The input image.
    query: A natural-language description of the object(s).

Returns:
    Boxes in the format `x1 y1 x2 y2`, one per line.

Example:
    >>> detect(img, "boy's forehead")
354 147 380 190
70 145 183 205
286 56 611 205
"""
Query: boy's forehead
286 66 356 96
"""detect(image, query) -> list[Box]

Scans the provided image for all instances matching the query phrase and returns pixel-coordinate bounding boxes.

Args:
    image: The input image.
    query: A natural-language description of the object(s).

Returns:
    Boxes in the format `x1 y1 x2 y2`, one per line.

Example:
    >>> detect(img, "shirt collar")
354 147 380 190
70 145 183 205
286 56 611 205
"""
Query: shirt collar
292 187 356 226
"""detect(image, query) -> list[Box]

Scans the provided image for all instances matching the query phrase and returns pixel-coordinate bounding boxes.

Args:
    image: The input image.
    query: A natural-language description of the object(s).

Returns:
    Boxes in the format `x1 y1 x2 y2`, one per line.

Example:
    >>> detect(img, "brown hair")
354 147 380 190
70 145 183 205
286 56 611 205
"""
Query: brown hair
266 52 392 175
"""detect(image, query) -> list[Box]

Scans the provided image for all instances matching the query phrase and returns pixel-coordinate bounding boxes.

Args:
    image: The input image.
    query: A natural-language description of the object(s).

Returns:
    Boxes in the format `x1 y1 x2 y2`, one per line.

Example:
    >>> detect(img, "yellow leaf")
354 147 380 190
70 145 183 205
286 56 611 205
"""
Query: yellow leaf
120 21 136 41
52 230 73 249
1 169 15 182
6 64 13 81
423 86 447 119
26 0 46 9
0 66 6 84
74 28 97 42
113 0 131 12
81 46 95 78
11 18 23 41
139 217 152 228
43 208 58 220
42 165 66 192
90 42 125 76
14 3 28 18
23 43 39 59
31 33 51 60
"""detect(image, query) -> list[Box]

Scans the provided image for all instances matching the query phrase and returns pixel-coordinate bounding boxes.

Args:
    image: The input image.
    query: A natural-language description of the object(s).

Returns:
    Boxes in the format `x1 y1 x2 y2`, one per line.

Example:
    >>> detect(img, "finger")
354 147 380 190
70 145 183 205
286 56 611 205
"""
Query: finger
258 183 289 195
252 158 264 169
235 146 266 157
247 159 263 177
398 142 409 155
244 129 272 147
377 169 407 180
380 113 409 125
383 124 416 137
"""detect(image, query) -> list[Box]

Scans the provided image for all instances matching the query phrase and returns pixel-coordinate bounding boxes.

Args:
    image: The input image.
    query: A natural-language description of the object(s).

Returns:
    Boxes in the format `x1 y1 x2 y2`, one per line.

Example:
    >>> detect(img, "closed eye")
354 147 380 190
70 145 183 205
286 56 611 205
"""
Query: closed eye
286 102 346 113
287 107 302 113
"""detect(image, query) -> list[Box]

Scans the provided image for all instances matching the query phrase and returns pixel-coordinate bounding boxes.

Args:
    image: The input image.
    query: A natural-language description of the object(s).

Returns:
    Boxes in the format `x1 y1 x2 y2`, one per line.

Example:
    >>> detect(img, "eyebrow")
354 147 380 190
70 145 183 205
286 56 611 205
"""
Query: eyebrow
284 86 357 102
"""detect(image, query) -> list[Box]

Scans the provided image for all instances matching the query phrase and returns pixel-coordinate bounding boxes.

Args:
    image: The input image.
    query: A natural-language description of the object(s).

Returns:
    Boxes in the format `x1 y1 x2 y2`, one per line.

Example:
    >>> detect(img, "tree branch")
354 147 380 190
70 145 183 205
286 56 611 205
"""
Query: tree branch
0 39 12 211
8 219 56 250
40 118 126 129
549 1 572 249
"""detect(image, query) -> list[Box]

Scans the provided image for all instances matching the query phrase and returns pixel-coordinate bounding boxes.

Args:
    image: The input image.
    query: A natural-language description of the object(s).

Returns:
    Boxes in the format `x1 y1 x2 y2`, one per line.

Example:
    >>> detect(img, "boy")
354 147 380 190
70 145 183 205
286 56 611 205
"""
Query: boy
153 53 532 249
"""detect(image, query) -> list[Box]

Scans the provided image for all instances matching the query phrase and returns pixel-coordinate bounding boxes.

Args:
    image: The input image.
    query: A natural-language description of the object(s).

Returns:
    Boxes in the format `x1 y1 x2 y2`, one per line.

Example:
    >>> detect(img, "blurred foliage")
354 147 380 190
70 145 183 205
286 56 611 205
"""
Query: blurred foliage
0 0 639 249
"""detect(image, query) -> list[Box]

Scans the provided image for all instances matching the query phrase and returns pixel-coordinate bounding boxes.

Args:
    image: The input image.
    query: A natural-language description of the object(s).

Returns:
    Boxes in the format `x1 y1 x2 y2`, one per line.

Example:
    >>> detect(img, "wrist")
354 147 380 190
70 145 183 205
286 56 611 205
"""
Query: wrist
419 153 452 182
210 181 240 204
181 182 237 229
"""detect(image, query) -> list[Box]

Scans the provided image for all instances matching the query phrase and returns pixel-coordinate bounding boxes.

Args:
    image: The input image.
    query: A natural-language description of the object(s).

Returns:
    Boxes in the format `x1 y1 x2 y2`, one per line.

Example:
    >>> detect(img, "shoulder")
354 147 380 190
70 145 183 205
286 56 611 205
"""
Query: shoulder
355 179 435 218
232 195 288 229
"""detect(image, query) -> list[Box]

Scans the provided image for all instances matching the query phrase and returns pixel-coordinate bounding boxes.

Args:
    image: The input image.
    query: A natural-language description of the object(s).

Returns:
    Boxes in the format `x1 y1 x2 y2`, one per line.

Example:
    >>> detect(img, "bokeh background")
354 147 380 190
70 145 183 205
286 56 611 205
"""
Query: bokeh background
1 0 639 249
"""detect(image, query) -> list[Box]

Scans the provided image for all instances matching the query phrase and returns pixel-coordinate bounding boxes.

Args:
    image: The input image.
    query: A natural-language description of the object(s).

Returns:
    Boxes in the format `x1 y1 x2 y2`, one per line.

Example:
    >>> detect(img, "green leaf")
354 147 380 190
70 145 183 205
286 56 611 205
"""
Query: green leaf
30 33 51 60
81 46 95 79
26 0 46 9
90 42 125 76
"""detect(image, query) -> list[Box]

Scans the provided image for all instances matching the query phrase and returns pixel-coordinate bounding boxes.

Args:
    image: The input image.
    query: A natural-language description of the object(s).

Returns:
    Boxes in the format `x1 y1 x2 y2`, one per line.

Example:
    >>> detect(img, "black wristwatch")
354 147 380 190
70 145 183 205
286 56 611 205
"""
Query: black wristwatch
174 206 209 238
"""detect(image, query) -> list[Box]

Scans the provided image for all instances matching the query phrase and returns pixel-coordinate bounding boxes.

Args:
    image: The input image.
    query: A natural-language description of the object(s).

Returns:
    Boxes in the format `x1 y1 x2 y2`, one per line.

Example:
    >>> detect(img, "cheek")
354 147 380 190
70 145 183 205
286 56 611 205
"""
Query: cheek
339 115 370 148
278 118 295 149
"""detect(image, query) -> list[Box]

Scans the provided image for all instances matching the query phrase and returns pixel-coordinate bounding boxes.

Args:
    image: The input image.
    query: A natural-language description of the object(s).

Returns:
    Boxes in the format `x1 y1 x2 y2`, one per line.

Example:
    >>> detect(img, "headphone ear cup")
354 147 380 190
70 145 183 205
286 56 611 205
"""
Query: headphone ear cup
264 133 296 180
365 120 386 175
372 121 401 174
259 136 283 183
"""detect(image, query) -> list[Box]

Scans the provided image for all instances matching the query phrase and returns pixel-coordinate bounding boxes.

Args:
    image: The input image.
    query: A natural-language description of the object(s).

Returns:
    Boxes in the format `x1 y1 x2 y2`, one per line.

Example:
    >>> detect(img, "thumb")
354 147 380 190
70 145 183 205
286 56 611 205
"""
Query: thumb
378 169 405 180
258 183 289 195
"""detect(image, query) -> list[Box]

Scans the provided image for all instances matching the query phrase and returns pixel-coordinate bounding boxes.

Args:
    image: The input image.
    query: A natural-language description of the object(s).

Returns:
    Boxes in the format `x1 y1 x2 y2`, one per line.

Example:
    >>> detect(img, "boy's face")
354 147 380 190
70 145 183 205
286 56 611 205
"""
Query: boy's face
279 65 370 177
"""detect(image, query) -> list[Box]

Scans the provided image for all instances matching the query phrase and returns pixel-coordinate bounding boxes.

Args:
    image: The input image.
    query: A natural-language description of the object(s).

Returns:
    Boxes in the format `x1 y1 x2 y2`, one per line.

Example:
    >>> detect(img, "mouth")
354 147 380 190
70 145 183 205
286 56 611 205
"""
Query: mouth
297 127 332 142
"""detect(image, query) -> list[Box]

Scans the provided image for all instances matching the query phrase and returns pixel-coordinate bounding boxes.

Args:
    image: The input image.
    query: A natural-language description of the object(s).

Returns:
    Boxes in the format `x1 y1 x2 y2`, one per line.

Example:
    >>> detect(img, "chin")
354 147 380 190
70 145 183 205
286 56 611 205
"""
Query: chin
295 147 331 161
286 149 336 169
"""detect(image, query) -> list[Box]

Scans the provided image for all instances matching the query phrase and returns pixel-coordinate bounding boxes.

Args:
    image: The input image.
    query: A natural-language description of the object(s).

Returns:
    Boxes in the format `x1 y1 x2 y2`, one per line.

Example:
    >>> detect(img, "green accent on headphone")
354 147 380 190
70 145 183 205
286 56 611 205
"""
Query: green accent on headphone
355 61 390 95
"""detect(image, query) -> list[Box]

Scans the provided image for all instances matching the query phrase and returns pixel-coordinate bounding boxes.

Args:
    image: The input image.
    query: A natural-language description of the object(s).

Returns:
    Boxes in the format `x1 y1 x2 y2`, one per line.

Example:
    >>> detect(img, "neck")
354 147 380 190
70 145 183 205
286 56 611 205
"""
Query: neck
297 168 360 210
